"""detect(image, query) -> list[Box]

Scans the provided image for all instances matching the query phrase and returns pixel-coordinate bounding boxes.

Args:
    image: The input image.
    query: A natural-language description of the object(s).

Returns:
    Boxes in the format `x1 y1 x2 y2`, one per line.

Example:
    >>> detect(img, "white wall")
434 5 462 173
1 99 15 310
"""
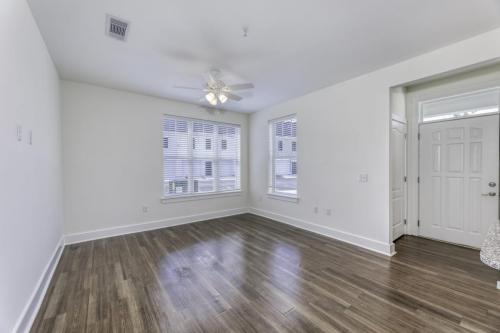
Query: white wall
391 87 407 121
0 0 63 332
61 81 249 237
249 27 500 255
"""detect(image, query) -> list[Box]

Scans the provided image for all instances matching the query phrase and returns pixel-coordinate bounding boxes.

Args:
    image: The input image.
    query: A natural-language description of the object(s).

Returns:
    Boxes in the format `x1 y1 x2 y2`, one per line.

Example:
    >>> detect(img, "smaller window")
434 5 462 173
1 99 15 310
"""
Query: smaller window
283 122 291 136
269 115 298 198
221 139 227 150
163 137 169 149
205 161 213 176
206 138 212 150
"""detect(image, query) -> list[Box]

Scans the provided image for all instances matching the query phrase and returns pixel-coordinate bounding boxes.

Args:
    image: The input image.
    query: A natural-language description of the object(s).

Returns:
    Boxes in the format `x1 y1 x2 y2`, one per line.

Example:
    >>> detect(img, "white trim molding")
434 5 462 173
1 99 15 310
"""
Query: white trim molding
160 191 243 204
14 237 65 333
267 193 299 203
64 207 249 245
249 208 395 256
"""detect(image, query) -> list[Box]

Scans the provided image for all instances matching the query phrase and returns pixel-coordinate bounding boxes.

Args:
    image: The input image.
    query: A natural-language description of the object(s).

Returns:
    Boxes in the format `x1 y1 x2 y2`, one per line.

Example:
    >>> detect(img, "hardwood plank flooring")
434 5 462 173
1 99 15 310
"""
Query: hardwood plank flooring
31 214 500 332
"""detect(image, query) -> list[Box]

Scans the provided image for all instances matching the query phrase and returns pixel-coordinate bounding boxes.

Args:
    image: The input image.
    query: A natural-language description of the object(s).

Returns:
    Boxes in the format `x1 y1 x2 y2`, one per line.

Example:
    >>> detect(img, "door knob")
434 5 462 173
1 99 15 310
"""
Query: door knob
482 192 497 197
489 182 497 188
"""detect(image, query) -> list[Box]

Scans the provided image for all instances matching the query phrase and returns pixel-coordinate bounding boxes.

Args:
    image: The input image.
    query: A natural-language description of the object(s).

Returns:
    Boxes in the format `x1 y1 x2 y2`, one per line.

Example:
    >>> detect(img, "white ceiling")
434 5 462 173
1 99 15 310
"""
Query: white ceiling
28 0 500 113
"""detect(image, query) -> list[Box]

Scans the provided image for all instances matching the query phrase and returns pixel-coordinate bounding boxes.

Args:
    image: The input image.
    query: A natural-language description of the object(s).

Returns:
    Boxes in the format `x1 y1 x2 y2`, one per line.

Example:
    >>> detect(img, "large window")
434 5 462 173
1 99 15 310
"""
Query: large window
269 116 297 197
163 116 241 197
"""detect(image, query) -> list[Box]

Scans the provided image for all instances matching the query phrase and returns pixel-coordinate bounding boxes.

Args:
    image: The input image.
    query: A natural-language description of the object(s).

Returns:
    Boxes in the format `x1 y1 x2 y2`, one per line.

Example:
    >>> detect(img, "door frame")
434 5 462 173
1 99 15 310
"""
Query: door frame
406 87 500 238
391 116 408 242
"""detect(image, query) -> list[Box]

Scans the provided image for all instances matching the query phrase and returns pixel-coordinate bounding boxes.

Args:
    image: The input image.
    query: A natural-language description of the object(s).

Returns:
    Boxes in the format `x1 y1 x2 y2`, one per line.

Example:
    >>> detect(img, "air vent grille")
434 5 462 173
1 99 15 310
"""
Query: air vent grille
106 15 129 41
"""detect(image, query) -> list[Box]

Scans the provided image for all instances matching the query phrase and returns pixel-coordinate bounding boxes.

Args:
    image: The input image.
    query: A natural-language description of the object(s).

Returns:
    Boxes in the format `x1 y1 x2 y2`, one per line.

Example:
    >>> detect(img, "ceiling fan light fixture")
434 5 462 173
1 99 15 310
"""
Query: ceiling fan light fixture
205 92 217 105
218 93 228 104
174 71 253 106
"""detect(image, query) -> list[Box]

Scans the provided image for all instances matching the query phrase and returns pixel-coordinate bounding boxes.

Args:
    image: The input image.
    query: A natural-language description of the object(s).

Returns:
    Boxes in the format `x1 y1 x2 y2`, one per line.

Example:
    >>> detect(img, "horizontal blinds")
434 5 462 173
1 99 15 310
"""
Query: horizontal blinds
269 116 297 196
163 116 241 197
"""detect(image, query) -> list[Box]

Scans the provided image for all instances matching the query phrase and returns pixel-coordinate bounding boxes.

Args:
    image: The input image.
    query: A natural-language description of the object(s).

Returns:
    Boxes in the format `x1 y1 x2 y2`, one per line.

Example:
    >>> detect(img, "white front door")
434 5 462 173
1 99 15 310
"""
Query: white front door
391 120 407 241
419 114 499 248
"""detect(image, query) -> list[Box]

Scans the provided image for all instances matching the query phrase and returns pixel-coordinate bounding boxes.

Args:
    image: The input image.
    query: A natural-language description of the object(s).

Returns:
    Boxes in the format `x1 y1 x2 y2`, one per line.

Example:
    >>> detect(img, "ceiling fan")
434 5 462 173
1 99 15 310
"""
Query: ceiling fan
174 69 254 106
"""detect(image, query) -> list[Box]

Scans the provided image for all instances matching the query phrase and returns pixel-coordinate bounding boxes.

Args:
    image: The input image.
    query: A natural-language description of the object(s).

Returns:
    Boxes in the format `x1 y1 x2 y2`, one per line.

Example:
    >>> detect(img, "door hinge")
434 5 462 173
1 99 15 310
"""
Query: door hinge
404 176 407 182
417 220 420 227
404 219 407 225
417 177 420 183
417 133 421 140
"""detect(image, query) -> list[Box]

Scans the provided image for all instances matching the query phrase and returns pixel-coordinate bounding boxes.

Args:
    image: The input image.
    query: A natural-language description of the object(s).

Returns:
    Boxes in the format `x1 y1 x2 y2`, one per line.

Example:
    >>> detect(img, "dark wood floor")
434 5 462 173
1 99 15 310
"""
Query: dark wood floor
31 214 500 332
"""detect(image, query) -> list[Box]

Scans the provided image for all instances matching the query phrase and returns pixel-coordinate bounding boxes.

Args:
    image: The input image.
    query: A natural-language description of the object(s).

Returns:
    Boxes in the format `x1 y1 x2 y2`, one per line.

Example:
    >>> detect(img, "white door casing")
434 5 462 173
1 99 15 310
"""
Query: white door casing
419 114 499 248
391 119 407 241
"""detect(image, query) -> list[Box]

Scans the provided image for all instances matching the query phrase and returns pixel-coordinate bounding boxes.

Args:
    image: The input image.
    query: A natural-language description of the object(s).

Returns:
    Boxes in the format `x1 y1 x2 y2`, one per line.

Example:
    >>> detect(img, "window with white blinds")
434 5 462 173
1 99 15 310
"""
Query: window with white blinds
269 115 297 197
162 116 241 197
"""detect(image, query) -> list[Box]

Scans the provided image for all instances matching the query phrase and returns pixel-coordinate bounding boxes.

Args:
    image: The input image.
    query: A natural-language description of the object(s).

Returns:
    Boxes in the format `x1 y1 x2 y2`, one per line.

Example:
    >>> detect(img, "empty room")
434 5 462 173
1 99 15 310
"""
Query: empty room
3 0 500 332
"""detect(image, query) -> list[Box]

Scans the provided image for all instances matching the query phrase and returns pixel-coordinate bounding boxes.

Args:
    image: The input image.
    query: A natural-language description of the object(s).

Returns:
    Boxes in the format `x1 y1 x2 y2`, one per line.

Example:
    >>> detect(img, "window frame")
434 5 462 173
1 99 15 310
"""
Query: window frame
419 87 500 123
162 115 242 201
268 114 298 201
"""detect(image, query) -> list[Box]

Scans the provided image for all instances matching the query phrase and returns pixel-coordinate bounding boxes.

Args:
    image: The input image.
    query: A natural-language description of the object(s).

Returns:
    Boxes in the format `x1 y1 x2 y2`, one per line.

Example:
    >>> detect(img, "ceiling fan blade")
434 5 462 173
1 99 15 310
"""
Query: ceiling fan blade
173 86 202 90
227 83 254 91
207 70 220 85
226 93 243 101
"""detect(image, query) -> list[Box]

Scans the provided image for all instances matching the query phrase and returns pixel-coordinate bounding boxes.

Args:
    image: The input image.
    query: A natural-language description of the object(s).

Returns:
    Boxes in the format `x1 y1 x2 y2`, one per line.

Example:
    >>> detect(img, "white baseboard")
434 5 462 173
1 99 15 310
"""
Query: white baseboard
249 208 395 256
14 237 65 333
64 207 249 245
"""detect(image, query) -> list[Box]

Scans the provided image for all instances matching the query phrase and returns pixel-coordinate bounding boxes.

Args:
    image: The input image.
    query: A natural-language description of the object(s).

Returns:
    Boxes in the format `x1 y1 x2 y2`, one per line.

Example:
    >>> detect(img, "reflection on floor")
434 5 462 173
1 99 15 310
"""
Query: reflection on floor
31 214 500 332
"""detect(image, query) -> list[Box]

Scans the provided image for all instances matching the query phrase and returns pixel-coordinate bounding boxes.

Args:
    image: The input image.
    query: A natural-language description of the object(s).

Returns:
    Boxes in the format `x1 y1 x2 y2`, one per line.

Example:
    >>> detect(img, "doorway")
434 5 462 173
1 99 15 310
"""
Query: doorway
417 89 499 248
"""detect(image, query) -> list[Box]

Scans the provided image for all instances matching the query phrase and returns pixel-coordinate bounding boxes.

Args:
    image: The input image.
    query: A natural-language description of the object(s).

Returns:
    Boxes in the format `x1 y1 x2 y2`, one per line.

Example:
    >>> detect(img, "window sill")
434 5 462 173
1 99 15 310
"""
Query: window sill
161 191 243 204
267 193 299 203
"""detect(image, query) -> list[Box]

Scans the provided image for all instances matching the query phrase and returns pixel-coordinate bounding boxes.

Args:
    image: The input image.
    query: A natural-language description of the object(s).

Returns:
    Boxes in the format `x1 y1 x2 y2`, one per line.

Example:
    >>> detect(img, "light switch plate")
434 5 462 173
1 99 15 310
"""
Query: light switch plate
359 173 368 183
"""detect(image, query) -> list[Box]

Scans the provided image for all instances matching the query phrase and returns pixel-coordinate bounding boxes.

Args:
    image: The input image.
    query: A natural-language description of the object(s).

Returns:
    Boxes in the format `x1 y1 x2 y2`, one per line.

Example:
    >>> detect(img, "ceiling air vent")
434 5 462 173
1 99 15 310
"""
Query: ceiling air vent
106 14 129 41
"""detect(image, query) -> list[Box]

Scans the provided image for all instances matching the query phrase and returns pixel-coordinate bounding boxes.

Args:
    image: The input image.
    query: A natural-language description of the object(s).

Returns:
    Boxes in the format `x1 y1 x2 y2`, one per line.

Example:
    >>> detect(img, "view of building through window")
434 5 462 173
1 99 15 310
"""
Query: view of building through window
269 116 297 197
163 116 241 197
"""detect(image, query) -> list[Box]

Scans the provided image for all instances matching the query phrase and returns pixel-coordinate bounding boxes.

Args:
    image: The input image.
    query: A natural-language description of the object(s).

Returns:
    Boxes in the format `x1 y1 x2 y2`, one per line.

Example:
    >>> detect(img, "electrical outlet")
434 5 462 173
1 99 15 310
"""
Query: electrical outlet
326 209 332 216
28 130 33 145
142 206 149 213
16 125 22 142
313 207 319 214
